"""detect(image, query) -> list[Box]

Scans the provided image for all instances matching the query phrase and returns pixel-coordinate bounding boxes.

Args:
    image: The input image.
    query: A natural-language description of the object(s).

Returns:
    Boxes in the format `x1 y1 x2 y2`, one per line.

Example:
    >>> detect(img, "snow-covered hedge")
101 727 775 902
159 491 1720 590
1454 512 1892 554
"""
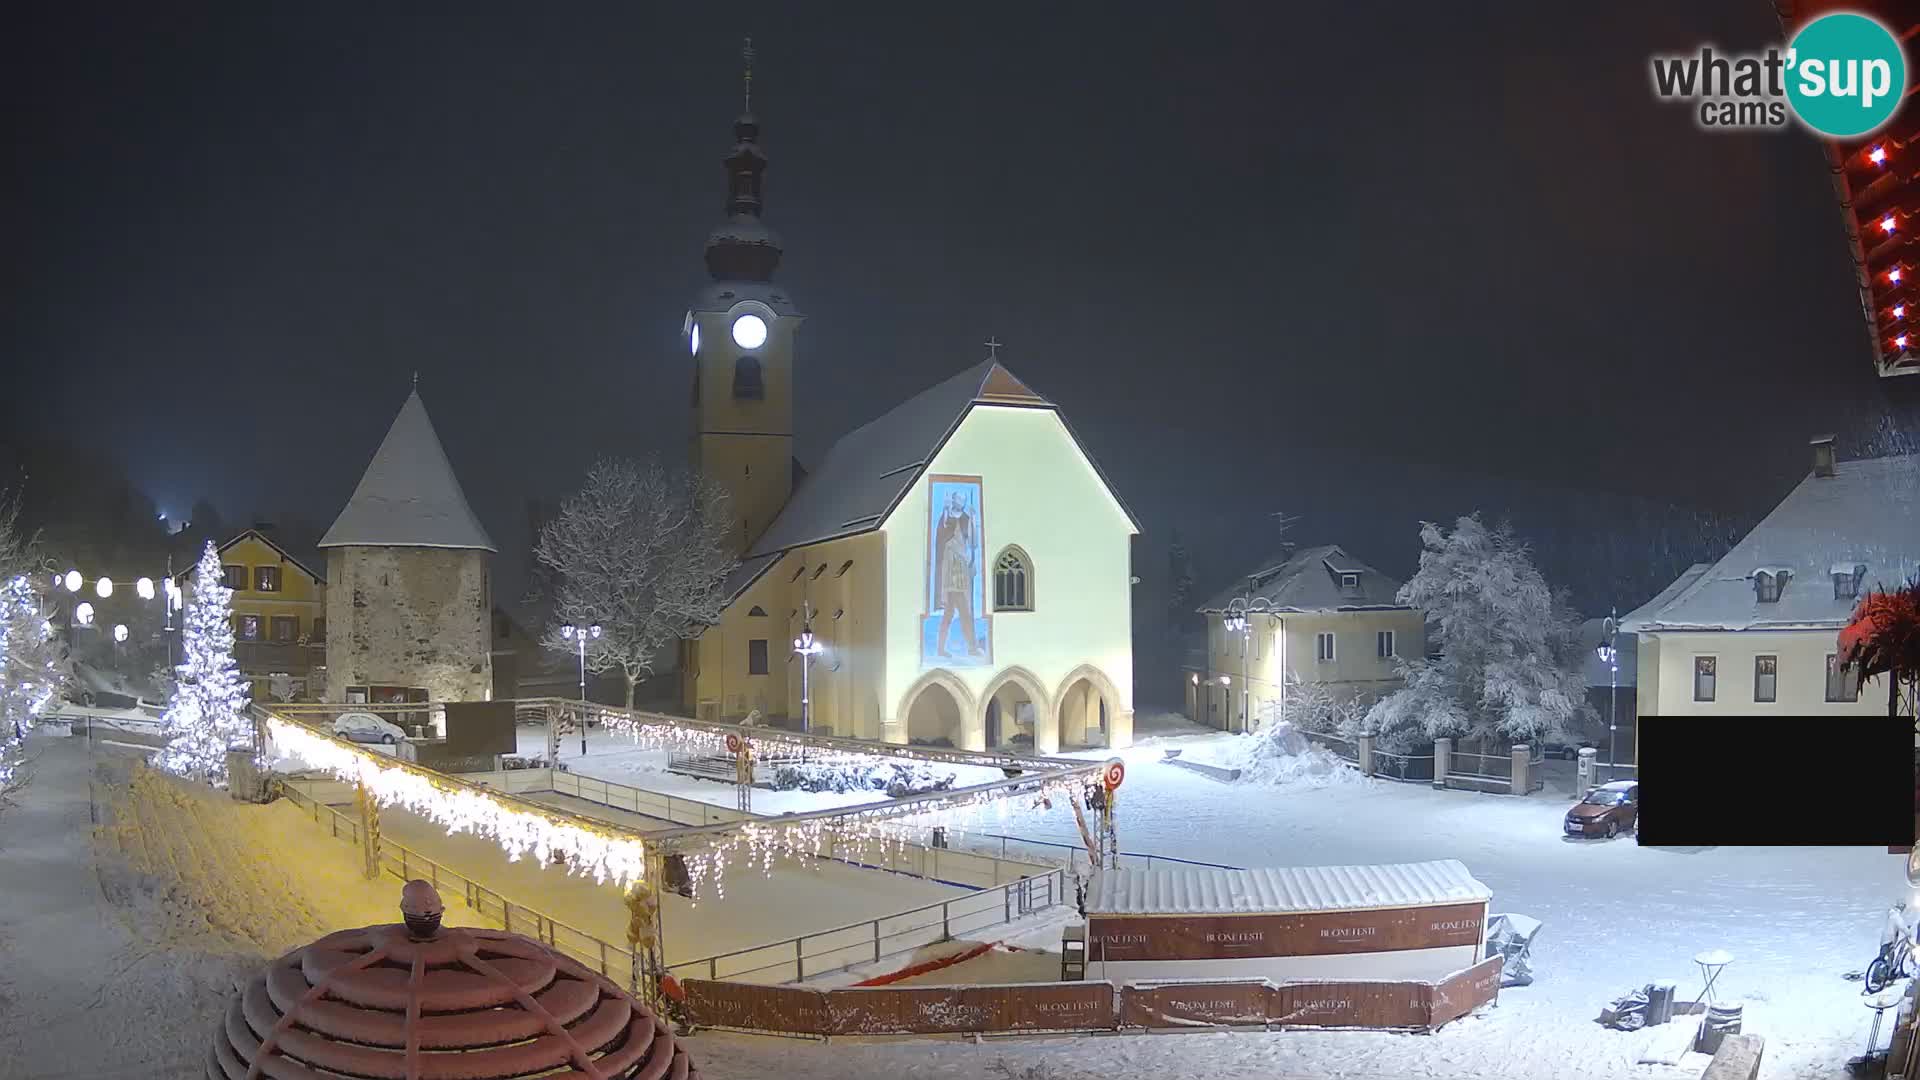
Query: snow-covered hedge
769 760 958 798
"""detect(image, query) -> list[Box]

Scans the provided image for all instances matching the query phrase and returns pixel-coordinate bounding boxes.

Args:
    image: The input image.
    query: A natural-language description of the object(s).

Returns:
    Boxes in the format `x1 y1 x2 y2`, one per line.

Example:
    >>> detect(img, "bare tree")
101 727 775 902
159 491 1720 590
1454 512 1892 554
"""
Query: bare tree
534 458 738 708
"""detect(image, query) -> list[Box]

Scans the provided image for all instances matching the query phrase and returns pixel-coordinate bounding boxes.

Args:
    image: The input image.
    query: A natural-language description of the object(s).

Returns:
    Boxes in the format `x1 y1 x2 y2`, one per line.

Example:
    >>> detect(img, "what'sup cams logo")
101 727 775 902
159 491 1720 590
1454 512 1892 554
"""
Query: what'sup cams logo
1651 11 1907 137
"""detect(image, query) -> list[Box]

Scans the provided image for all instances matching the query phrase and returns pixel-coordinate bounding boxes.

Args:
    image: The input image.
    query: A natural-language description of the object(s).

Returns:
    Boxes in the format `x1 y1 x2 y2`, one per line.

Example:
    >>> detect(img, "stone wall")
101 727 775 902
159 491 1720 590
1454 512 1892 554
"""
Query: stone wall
324 547 492 708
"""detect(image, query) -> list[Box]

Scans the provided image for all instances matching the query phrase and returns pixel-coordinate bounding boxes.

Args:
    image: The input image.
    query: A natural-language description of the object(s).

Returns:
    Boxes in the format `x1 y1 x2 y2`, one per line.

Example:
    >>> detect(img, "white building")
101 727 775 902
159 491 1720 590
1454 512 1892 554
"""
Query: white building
676 101 1139 753
1620 437 1919 745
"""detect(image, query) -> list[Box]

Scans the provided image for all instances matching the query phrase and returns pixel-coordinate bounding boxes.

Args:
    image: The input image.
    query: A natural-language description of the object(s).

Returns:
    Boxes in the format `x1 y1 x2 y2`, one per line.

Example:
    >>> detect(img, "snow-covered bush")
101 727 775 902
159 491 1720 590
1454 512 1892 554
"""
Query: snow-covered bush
1364 515 1592 752
1233 720 1368 788
768 759 958 797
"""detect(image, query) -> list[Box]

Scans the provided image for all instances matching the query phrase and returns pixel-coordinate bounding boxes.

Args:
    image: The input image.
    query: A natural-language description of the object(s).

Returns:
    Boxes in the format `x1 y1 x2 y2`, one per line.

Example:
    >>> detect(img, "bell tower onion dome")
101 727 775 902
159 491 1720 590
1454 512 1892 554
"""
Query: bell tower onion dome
705 112 783 282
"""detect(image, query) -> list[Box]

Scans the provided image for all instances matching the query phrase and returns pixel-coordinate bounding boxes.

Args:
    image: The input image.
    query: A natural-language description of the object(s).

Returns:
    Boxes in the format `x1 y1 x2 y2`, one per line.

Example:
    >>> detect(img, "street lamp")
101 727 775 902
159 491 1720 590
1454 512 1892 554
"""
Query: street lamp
1223 590 1280 735
792 603 824 734
559 623 601 756
1596 609 1619 783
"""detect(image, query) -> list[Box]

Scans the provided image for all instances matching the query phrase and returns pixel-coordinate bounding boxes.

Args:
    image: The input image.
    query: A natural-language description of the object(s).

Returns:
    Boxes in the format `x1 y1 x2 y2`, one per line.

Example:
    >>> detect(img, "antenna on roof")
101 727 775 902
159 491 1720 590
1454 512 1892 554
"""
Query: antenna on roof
742 36 754 113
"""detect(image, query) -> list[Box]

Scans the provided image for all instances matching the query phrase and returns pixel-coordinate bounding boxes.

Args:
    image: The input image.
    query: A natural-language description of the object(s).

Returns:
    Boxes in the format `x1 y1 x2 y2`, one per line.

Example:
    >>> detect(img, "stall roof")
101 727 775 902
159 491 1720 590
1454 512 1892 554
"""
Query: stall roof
1087 859 1490 916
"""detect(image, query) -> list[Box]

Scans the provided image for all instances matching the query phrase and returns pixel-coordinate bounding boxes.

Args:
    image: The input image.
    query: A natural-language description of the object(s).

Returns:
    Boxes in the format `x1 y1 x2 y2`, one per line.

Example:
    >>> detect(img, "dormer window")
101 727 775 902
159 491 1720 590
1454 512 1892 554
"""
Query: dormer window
1833 563 1867 600
1753 570 1789 603
1339 573 1359 593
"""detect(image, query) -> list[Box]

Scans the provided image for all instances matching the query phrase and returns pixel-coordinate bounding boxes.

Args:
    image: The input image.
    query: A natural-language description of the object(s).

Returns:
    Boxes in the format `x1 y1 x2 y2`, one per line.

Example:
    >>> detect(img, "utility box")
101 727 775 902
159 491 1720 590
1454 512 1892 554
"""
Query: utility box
1577 747 1598 793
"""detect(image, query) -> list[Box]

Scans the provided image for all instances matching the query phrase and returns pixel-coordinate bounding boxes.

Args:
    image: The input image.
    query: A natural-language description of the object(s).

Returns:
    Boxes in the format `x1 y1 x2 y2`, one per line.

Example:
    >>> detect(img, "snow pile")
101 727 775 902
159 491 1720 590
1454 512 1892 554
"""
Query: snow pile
1230 721 1370 788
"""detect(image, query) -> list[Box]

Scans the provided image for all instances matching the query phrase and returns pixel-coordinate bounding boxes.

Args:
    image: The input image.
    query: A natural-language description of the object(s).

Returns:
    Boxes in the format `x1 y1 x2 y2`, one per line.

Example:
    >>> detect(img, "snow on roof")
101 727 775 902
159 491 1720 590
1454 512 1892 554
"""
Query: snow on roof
1832 561 1869 576
722 360 1139 602
1619 453 1920 633
1197 544 1408 614
1085 859 1490 917
319 390 497 552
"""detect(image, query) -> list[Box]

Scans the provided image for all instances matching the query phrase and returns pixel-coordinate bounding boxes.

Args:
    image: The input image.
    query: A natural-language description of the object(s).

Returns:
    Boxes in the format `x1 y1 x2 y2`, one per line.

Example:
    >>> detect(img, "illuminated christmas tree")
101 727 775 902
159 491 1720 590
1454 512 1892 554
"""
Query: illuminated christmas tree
156 541 252 785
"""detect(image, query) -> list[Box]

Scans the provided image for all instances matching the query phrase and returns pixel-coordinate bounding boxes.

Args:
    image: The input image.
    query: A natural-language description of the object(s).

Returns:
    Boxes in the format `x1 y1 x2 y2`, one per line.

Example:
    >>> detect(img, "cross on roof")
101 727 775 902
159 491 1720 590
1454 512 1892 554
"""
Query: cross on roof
742 37 754 112
984 337 1002 361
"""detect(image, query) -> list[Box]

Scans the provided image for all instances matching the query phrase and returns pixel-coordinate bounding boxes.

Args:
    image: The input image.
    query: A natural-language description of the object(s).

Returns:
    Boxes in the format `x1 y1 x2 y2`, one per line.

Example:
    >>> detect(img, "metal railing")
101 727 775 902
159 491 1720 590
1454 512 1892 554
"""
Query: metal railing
1370 746 1436 783
548 769 746 827
666 869 1066 985
1447 750 1514 781
953 832 1243 872
277 780 643 989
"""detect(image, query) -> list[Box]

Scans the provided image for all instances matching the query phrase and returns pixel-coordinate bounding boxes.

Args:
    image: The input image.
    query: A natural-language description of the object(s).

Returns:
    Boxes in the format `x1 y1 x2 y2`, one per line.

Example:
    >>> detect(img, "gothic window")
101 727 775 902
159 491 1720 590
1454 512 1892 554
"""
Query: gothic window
836 560 853 577
747 605 768 617
993 547 1033 611
811 564 827 580
732 355 764 400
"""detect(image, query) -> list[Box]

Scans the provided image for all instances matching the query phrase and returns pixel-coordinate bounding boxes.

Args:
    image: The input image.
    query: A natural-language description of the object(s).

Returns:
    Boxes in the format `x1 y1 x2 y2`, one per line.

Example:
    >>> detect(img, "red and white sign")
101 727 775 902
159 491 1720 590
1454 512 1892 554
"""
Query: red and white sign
725 733 743 755
1103 759 1126 791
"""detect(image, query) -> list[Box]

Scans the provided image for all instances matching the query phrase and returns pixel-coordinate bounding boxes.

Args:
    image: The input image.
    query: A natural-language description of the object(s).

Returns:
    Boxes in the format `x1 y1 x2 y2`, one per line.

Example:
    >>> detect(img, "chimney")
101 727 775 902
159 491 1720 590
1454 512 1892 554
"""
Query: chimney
1810 435 1837 478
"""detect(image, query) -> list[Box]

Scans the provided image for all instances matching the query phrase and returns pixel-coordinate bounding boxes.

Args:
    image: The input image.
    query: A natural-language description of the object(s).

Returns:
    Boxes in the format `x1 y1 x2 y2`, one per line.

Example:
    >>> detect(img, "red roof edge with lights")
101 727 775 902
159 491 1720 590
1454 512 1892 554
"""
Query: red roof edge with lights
1777 1 1920 377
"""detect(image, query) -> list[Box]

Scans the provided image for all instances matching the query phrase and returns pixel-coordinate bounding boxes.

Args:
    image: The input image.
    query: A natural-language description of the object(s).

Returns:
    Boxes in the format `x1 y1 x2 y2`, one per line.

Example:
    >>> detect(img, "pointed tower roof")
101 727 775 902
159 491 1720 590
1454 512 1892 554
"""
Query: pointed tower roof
319 390 497 552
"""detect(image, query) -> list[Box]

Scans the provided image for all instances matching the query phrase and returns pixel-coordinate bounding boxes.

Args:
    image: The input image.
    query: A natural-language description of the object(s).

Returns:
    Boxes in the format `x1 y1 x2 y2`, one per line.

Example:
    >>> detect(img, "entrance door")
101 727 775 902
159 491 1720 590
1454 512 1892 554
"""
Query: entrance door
985 699 1001 748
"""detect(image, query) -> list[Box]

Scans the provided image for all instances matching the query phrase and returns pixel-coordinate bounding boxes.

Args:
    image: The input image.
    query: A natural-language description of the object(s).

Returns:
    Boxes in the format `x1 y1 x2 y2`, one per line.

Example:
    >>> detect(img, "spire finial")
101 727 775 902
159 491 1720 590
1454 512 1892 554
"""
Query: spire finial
742 36 754 113
984 337 1002 362
411 370 419 389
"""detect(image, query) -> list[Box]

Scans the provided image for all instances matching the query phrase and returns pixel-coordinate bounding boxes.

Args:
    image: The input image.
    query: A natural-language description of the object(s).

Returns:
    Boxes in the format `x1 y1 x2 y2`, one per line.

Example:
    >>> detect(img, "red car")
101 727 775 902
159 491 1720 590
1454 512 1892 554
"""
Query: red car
1564 781 1638 839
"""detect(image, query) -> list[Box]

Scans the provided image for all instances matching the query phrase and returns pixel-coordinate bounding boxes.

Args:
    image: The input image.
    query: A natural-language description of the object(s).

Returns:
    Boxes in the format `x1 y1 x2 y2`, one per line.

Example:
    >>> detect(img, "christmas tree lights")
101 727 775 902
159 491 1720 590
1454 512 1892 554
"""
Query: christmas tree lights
156 542 253 786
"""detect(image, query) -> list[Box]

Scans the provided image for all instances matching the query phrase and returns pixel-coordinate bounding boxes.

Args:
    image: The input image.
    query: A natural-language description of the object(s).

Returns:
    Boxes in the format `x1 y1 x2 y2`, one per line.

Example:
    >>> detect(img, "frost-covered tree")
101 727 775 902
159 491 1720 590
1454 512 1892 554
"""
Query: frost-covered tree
0 495 67 803
1164 531 1195 637
1364 515 1592 752
156 541 252 785
1256 674 1370 737
534 457 738 708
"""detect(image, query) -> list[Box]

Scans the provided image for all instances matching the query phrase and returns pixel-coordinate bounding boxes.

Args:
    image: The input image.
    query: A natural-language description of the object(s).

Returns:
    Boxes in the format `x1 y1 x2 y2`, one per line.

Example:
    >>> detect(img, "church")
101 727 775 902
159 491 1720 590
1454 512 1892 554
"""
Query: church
676 102 1139 754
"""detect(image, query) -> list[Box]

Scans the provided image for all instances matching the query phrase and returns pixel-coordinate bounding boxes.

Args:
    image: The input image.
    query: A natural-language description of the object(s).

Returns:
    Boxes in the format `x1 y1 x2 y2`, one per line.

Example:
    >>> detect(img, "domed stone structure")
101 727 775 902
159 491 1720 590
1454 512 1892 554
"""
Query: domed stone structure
209 882 697 1079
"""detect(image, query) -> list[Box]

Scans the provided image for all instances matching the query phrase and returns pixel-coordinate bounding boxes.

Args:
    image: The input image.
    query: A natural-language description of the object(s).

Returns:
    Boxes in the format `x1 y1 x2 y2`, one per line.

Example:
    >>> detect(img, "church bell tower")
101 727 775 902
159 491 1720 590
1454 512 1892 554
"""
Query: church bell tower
687 39 801 554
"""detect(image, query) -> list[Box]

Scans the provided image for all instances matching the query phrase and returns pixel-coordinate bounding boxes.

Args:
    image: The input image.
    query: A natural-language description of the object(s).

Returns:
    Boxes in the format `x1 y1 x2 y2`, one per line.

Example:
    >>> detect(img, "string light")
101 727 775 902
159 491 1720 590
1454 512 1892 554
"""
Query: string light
1892 268 1903 284
1882 215 1898 234
1896 305 1906 319
1872 146 1888 165
266 718 651 889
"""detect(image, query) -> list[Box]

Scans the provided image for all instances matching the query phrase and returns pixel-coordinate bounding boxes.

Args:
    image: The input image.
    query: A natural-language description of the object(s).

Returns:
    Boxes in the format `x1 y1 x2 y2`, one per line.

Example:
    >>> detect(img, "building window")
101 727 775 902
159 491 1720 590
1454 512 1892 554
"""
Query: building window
223 564 247 591
811 564 827 580
1376 630 1395 659
255 566 282 593
993 547 1033 611
1754 571 1787 603
790 564 806 582
271 616 298 643
1754 655 1777 703
747 605 768 617
1316 632 1336 662
235 614 262 641
1693 656 1717 702
1340 573 1359 593
747 639 769 675
1826 654 1859 702
732 355 764 400
836 560 854 577
312 617 326 642
1835 564 1867 600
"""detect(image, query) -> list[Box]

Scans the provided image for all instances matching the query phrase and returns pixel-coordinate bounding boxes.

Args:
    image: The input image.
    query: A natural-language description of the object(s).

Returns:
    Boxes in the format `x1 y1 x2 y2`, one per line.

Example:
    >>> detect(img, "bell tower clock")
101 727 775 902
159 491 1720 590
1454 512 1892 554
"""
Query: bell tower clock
688 94 802 554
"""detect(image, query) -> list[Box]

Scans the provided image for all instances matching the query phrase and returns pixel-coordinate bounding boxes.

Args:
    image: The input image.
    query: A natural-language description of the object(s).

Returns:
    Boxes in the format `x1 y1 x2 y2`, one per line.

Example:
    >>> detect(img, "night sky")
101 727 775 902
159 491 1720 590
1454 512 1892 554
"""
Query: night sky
6 2 1919 641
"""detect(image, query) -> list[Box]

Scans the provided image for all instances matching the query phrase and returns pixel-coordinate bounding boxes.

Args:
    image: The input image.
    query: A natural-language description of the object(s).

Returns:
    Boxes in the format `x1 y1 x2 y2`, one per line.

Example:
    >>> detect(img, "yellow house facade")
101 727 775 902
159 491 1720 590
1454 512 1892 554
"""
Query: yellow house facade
178 529 328 702
1187 545 1424 733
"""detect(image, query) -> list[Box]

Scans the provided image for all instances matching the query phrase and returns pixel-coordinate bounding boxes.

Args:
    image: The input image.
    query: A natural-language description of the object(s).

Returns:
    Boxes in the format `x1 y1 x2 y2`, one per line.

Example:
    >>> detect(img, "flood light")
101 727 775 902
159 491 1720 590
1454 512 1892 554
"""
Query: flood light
136 577 155 600
64 571 81 593
95 577 112 598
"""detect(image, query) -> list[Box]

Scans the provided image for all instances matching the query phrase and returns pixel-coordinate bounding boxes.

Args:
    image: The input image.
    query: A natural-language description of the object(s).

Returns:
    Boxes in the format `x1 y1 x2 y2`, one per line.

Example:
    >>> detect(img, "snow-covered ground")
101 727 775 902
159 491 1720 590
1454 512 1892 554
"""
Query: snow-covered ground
8 712 1905 1079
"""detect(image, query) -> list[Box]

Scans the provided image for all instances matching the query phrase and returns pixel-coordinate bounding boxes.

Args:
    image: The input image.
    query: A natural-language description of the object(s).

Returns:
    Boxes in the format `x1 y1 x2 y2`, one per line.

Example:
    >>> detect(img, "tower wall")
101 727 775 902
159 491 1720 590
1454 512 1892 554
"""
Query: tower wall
691 306 799 550
324 547 493 708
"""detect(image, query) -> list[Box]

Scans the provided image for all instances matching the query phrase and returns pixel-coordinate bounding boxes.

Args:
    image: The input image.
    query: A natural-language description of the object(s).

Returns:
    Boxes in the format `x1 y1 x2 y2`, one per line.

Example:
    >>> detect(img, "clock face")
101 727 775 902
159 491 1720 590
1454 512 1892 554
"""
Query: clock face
689 322 701 356
731 313 768 350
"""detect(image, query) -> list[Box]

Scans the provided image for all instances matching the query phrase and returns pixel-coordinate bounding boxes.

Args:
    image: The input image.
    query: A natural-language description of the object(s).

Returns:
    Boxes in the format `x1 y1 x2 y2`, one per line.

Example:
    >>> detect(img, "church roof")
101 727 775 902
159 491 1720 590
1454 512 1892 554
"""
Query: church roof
721 359 1137 601
319 390 497 552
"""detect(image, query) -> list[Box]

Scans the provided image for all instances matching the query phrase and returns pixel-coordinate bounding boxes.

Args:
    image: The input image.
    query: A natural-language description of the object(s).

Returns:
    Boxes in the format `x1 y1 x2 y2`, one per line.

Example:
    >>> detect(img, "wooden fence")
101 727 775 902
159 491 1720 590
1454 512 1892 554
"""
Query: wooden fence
684 956 1502 1037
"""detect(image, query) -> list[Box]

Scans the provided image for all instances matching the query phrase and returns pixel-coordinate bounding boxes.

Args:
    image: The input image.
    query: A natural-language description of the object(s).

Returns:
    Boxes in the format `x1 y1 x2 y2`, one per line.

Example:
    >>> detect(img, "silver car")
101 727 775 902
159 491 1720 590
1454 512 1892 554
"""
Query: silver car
332 711 407 745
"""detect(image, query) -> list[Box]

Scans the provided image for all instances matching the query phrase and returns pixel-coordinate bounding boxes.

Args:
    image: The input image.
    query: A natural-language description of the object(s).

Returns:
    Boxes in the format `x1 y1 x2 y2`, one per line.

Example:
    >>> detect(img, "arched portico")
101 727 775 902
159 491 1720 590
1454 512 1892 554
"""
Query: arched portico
1052 664 1131 751
978 666 1051 753
896 668 978 750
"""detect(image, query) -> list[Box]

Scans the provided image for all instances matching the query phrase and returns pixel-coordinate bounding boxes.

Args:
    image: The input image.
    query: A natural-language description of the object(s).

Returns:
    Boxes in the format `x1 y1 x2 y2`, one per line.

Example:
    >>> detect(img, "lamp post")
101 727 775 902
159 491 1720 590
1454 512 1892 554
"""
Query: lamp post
559 623 601 756
1596 609 1619 783
1223 589 1278 735
793 602 823 734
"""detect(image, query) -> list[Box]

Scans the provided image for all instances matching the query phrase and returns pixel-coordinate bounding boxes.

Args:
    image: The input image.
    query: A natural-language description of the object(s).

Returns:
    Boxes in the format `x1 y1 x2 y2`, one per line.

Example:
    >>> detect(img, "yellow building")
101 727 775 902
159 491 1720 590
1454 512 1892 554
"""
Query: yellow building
1187 545 1425 733
177 529 328 703
675 105 1139 753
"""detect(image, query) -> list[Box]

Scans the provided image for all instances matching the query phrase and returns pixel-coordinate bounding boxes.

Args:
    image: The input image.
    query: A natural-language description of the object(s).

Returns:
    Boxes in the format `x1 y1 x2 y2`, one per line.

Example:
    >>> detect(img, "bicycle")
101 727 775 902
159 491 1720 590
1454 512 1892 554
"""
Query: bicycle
1867 935 1914 994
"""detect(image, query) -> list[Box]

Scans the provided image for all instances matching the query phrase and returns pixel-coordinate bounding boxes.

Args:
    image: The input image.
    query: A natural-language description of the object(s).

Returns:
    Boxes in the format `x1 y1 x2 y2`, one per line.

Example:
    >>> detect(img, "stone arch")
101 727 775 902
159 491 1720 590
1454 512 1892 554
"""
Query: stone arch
1052 664 1128 751
978 666 1051 753
896 668 977 750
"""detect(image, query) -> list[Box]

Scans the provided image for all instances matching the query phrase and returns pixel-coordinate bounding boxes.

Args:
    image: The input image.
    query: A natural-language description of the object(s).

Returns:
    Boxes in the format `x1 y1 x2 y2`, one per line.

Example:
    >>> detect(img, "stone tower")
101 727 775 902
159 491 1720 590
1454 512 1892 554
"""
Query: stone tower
685 84 804 554
319 389 496 717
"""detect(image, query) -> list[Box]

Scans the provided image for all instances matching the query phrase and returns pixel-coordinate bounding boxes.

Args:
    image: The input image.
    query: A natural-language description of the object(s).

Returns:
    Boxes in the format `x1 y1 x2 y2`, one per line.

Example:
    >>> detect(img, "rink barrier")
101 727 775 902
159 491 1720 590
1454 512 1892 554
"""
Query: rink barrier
682 956 1502 1037
666 869 1069 984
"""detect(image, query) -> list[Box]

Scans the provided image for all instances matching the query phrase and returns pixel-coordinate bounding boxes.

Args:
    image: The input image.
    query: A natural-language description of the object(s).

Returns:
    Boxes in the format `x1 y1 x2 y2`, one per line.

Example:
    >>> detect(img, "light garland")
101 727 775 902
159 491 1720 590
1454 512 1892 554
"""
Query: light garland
1 574 63 789
267 718 650 889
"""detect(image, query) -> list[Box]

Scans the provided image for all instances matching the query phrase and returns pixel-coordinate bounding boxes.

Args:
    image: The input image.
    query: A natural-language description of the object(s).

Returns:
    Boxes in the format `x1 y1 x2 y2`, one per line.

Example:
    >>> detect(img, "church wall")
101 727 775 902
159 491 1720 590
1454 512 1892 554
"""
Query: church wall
880 405 1136 750
323 547 493 716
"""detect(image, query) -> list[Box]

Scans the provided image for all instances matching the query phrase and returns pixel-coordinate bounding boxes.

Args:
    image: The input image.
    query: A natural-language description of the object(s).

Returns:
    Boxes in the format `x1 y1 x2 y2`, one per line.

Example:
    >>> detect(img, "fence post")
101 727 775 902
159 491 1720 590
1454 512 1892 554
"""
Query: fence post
600 940 608 976
1358 731 1376 777
1510 743 1530 796
795 938 805 982
1433 737 1452 789
874 921 882 963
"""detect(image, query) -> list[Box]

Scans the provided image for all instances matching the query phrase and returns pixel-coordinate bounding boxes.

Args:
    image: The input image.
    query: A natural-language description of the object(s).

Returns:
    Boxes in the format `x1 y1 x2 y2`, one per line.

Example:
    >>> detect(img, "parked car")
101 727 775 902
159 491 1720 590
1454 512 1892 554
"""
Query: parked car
1542 737 1599 761
1564 780 1638 839
332 711 408 745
